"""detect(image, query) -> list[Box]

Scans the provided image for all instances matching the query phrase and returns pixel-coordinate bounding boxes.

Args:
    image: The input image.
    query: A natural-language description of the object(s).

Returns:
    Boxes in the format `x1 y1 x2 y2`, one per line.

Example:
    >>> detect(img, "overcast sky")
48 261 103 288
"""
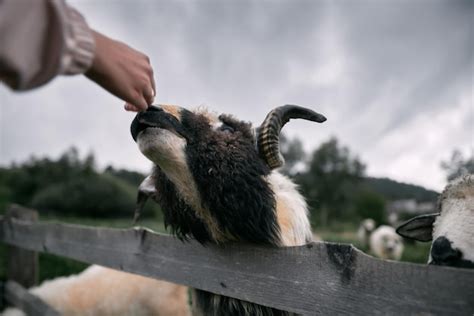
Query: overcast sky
0 0 472 191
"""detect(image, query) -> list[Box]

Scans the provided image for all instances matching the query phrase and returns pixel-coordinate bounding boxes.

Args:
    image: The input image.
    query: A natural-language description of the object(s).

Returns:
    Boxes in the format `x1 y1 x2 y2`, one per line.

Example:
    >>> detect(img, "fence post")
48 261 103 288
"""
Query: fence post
0 282 4 311
5 204 39 288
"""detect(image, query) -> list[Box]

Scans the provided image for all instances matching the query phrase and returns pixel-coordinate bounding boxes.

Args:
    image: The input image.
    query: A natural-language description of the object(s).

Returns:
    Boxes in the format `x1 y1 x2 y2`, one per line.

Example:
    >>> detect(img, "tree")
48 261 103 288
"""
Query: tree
298 137 366 226
2 147 161 218
353 190 386 224
279 134 306 177
441 149 474 181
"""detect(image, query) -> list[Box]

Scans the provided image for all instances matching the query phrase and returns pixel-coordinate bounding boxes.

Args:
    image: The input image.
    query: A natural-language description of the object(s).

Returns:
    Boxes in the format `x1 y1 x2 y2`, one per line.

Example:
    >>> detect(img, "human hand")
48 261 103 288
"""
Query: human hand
85 31 155 112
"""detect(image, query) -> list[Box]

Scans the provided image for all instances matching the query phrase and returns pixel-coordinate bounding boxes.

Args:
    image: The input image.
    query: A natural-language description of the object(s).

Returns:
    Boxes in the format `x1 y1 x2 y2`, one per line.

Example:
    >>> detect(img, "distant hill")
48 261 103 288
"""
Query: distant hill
363 177 439 203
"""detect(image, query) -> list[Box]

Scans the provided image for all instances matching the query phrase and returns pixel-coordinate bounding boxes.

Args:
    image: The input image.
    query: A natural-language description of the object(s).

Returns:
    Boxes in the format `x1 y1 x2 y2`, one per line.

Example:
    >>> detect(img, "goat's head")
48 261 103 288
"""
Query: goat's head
397 174 474 268
131 104 325 245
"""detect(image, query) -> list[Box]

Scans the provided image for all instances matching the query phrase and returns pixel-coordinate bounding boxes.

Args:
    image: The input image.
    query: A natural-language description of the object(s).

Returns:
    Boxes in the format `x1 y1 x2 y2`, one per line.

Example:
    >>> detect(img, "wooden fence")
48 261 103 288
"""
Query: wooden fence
1 204 473 315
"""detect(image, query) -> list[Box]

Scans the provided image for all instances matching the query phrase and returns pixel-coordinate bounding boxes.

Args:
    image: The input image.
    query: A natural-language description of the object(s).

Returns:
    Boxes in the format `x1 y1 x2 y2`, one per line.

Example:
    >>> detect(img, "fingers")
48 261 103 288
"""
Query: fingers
144 59 156 106
143 86 155 106
85 31 157 112
125 91 148 112
151 74 156 98
124 103 141 112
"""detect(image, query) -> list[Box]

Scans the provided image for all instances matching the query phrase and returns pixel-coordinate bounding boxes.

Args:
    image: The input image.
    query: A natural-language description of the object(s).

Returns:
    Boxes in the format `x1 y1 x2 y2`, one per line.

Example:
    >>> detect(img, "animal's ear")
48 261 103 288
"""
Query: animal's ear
133 175 157 224
396 213 439 242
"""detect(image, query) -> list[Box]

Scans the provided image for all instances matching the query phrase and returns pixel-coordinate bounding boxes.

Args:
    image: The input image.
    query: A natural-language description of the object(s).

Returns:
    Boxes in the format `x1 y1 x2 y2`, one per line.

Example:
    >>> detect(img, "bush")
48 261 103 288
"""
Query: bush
31 174 138 218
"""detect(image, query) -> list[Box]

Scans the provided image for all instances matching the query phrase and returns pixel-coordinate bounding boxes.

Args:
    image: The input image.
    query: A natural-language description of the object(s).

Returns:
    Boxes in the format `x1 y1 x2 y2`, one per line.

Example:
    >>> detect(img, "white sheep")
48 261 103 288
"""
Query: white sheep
2 265 190 316
357 218 376 248
397 174 474 268
369 225 404 261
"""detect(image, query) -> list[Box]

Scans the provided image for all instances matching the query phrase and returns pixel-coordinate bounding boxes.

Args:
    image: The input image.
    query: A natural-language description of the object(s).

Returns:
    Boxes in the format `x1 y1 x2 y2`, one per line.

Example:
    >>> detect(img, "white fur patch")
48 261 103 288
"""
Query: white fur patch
369 225 404 261
429 174 474 263
267 172 312 246
13 265 191 316
137 127 223 241
137 128 201 208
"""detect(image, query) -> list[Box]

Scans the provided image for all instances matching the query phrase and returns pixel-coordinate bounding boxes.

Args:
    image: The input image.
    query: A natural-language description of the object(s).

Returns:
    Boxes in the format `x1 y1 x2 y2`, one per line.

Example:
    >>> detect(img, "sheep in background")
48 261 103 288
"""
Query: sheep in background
131 104 326 315
369 225 404 261
2 265 190 316
357 218 376 248
397 174 474 268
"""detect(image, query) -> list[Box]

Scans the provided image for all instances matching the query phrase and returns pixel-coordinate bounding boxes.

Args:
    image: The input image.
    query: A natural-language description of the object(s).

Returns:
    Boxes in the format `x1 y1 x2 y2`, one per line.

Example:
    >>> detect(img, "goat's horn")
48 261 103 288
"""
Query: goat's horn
257 105 326 169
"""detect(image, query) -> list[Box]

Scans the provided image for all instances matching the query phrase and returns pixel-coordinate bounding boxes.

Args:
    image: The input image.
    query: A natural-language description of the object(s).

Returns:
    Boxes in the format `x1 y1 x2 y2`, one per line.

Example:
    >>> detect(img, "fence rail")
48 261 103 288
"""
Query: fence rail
2 281 59 316
1 206 474 315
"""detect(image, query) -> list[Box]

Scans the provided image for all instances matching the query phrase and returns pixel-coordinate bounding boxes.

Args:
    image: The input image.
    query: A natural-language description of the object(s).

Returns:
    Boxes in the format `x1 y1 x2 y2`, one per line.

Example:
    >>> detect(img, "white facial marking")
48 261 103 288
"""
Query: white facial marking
430 175 474 263
137 128 199 209
137 127 223 241
433 197 474 262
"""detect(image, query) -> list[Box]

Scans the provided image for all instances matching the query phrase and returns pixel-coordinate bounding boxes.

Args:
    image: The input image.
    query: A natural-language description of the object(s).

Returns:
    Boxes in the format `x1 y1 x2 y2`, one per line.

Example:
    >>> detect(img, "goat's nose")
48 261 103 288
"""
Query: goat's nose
135 105 162 121
430 236 461 265
146 105 163 112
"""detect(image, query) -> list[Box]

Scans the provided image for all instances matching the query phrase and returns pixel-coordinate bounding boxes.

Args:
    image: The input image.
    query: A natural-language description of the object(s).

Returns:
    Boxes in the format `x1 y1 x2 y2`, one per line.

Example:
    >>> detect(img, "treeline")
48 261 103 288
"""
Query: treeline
0 148 160 219
279 136 439 226
0 137 448 224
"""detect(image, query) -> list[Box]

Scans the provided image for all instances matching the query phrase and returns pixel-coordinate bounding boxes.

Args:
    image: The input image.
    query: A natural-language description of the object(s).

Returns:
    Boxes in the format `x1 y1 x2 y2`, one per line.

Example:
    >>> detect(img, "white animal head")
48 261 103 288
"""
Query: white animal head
397 174 474 268
131 104 326 246
369 225 404 261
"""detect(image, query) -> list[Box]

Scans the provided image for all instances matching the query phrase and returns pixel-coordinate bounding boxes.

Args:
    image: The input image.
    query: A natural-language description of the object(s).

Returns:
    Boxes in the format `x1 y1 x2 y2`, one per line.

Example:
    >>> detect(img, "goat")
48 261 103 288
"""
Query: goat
131 104 326 315
396 174 474 268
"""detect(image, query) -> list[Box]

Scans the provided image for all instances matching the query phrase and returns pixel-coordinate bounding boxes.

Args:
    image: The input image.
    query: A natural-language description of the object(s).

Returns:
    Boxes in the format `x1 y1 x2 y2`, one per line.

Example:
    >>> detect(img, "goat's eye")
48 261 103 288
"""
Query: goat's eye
220 124 234 133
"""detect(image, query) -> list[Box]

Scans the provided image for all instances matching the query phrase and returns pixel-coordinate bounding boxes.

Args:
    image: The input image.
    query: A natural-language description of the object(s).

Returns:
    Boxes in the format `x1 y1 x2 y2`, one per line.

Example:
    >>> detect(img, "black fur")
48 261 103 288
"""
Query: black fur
181 110 281 245
193 290 295 316
153 167 212 244
141 109 292 315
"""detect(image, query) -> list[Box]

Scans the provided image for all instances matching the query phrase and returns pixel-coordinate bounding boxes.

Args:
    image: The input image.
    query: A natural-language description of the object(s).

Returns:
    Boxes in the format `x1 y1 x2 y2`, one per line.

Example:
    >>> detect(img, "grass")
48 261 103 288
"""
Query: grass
0 216 431 285
315 224 431 264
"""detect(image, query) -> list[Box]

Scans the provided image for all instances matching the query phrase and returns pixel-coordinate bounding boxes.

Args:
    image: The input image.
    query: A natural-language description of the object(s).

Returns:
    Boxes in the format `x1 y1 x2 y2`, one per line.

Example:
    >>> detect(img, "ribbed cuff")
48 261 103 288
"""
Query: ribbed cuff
59 5 95 75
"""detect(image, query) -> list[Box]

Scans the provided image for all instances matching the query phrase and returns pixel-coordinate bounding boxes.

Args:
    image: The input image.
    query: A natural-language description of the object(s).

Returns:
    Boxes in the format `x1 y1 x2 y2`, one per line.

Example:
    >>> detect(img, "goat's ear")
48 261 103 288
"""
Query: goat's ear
396 213 439 242
133 175 157 224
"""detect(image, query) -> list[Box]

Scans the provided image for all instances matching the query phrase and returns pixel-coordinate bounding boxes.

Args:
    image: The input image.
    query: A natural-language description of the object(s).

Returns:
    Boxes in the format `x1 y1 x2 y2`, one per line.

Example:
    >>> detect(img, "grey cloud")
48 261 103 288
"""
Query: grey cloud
1 0 472 190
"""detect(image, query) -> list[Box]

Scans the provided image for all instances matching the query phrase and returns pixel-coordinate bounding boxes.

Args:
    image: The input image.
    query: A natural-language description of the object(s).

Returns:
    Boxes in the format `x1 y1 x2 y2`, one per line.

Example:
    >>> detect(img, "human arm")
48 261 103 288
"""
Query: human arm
0 0 154 111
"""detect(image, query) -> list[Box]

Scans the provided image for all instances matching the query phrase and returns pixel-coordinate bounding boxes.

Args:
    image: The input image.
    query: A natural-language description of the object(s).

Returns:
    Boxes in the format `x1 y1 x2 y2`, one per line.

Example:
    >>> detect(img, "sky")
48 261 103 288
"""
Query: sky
0 0 472 191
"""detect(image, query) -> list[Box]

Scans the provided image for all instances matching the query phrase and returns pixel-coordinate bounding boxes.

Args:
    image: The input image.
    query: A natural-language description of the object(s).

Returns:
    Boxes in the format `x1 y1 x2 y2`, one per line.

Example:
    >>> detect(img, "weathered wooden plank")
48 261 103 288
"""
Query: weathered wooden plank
0 217 473 315
5 205 38 288
4 281 59 316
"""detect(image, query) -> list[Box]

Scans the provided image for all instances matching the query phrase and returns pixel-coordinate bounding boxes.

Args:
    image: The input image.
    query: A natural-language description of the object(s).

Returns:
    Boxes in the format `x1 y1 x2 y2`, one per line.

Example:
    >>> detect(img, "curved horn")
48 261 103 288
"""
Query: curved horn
257 105 326 169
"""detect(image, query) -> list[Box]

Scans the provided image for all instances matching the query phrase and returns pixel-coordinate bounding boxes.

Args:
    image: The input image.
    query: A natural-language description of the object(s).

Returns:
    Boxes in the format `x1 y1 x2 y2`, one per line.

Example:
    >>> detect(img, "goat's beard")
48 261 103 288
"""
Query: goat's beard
137 128 186 167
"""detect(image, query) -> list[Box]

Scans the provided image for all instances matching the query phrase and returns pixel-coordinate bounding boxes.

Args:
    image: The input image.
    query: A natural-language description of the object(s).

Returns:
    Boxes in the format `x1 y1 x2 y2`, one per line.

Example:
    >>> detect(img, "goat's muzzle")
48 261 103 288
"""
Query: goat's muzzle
257 105 326 169
131 105 184 142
